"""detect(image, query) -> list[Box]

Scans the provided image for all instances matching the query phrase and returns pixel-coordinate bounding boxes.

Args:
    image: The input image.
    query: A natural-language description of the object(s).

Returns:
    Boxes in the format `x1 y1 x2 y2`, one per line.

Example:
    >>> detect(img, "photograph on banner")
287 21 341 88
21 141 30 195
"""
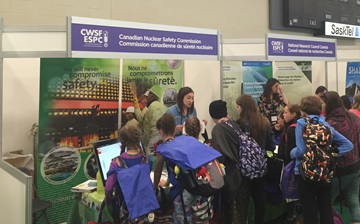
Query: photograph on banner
346 62 360 104
38 58 120 224
274 61 312 104
242 61 273 104
122 59 184 153
222 61 242 120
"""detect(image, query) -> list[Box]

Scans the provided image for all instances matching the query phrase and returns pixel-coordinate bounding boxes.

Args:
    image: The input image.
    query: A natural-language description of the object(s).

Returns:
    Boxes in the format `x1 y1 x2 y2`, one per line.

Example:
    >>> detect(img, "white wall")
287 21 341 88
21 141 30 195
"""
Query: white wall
0 0 269 39
0 167 27 223
184 60 221 138
3 58 40 155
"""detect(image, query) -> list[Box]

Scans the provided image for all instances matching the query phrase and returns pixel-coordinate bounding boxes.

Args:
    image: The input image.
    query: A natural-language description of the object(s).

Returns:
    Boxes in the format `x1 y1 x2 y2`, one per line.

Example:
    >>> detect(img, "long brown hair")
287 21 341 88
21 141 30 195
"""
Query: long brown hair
177 87 194 114
236 94 269 145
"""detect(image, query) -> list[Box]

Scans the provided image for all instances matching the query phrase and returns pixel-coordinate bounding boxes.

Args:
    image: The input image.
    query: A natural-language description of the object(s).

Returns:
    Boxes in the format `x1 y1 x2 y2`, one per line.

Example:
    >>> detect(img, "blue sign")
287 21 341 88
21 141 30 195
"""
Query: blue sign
69 17 219 59
267 34 336 61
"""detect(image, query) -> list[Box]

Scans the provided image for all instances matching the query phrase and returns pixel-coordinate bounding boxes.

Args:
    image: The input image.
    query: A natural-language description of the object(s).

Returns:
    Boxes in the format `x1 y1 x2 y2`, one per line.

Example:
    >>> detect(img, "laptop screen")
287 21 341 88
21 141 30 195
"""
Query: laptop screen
93 139 147 186
93 139 121 186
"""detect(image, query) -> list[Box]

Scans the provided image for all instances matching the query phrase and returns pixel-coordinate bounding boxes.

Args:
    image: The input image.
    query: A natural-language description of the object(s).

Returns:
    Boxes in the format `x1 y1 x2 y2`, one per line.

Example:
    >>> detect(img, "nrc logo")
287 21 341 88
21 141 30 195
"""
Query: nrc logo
80 29 109 47
271 41 284 53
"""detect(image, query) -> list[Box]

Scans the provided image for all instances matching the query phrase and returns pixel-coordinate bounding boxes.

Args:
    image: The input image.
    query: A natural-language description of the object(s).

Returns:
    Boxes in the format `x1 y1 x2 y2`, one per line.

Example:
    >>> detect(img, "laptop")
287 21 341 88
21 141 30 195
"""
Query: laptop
93 139 147 187
93 139 121 187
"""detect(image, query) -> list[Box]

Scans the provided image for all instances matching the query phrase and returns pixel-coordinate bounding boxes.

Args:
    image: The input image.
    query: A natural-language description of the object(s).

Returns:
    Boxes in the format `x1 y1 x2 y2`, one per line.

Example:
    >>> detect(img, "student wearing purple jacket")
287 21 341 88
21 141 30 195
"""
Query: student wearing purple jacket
104 125 152 207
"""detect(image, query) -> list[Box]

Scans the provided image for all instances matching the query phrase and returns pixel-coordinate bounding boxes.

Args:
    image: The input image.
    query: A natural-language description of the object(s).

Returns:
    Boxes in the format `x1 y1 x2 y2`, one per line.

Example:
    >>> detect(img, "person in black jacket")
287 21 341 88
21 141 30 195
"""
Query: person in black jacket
209 100 246 224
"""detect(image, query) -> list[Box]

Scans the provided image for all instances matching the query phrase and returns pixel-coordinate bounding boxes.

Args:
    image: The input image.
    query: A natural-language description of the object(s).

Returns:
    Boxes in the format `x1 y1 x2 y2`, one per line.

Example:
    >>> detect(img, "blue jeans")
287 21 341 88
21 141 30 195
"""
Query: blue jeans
332 169 360 222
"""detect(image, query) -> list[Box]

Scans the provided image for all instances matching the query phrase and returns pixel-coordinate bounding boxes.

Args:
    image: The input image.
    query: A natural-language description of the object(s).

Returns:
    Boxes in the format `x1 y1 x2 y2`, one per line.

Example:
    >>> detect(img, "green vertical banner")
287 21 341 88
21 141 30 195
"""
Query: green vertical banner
242 61 273 104
274 61 312 104
121 59 184 125
222 61 243 121
38 58 120 224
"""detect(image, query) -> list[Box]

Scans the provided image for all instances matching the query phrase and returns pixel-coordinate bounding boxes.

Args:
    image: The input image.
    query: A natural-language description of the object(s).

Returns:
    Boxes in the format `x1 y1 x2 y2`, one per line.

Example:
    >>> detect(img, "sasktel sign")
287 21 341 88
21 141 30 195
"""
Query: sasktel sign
324 21 360 38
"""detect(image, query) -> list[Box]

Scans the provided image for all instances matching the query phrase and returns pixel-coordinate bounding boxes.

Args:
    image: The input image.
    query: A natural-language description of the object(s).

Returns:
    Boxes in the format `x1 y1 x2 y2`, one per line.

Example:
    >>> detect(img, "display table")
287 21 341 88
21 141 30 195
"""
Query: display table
70 171 112 224
78 191 109 224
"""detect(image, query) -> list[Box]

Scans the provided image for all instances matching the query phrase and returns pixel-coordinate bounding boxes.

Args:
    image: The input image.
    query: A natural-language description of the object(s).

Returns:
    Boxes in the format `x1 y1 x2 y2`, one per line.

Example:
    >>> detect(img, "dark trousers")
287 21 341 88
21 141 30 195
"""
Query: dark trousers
297 176 334 224
250 177 265 224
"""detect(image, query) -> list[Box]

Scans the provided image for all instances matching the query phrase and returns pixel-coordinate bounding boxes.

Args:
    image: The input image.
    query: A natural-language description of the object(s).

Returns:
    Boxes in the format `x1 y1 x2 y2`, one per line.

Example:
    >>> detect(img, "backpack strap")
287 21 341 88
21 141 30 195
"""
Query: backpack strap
223 120 242 138
116 153 148 168
285 123 296 143
180 192 189 224
117 156 128 168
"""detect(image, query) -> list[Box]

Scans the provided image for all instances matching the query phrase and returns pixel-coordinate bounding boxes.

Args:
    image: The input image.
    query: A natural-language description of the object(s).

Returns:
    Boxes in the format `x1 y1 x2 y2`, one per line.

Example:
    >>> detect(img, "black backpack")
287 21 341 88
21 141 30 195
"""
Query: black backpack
169 159 225 197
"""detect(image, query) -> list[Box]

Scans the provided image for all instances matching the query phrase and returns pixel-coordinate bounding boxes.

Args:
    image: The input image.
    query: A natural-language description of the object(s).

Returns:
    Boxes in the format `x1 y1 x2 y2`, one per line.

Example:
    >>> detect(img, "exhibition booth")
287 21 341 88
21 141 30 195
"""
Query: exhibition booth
0 16 357 224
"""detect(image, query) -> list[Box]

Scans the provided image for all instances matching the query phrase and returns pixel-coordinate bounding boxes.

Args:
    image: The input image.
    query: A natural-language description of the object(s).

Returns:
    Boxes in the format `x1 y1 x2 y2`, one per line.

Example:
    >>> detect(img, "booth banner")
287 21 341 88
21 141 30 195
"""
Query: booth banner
274 61 312 104
121 59 184 126
222 61 242 120
346 62 360 103
266 33 336 61
38 58 120 224
242 61 273 104
69 16 219 59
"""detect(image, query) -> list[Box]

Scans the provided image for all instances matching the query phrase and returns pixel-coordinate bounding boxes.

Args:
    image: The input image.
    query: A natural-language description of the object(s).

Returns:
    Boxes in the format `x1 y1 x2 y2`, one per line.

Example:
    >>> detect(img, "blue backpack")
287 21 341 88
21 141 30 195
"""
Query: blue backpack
224 120 267 179
107 155 159 222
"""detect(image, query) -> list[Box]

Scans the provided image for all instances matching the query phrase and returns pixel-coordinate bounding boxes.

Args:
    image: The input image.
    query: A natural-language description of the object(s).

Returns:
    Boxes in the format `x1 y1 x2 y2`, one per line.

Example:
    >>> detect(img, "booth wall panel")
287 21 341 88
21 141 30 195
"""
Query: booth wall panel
3 33 66 51
337 62 347 96
326 62 338 94
223 43 266 59
312 61 327 93
337 49 360 60
0 166 27 223
184 60 220 138
3 58 40 155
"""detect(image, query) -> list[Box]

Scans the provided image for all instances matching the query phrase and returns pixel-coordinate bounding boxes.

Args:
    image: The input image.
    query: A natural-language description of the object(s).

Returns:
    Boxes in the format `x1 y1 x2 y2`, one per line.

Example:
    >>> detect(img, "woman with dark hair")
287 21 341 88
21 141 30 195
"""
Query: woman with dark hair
322 91 360 224
278 104 301 166
166 86 204 134
341 95 352 110
258 78 289 127
236 94 276 224
315 85 328 98
278 103 301 222
290 96 353 224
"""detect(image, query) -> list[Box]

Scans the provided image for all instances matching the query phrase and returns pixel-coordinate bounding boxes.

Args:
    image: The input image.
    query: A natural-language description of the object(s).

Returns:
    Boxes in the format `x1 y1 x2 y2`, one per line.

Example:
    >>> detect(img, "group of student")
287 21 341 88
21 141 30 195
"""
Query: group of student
105 80 360 224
